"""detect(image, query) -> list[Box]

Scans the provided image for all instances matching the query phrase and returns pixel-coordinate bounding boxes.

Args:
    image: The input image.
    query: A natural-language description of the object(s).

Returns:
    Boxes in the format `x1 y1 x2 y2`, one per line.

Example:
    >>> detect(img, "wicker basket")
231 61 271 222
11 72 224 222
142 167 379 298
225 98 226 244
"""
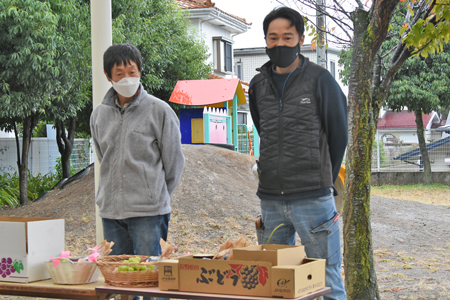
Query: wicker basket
96 255 159 287
46 258 100 285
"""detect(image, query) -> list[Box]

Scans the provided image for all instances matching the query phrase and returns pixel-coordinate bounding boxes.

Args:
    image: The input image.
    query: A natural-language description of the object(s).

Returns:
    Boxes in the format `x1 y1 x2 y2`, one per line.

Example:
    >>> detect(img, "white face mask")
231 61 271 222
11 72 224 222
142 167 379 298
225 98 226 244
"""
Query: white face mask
111 77 140 97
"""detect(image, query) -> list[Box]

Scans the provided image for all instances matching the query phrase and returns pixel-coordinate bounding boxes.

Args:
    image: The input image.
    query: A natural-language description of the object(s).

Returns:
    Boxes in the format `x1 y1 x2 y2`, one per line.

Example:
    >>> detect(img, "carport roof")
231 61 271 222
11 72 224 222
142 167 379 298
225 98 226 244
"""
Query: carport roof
393 136 450 161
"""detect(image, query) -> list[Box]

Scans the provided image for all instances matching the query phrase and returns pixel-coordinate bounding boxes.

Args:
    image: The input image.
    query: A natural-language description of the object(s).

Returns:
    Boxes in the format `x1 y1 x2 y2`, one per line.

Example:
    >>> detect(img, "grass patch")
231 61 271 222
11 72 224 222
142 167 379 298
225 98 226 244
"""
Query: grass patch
371 184 450 205
374 249 392 257
242 213 253 220
401 255 415 261
432 247 445 252
403 264 413 269
392 273 406 278
429 267 439 272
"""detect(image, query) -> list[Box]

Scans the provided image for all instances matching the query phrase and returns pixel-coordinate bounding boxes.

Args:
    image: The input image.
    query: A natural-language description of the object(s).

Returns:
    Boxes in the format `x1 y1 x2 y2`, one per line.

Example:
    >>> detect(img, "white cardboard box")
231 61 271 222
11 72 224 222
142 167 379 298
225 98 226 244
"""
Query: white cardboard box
0 217 65 283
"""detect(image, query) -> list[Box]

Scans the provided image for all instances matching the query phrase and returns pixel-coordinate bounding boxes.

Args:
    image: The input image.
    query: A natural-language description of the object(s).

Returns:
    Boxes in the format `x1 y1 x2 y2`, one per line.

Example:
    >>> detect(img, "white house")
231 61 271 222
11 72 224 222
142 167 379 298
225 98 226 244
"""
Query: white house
377 110 442 145
374 109 450 171
233 45 348 95
176 0 251 79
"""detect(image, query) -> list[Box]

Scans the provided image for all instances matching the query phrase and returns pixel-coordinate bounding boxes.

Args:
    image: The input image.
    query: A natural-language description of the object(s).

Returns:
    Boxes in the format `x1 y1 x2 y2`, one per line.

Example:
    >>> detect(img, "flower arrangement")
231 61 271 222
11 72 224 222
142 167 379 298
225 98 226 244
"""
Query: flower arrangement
49 241 113 268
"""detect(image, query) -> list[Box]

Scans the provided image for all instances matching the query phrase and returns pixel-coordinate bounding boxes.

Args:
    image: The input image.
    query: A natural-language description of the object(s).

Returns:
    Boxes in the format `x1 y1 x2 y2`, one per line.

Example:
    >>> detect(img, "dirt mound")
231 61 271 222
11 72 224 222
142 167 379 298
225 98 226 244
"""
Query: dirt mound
0 144 260 256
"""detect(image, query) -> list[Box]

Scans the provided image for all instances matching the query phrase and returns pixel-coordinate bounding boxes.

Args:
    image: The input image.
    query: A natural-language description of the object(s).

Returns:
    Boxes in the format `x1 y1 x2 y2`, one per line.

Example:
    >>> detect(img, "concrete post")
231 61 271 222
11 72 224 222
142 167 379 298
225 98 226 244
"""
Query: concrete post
91 0 112 245
316 0 327 69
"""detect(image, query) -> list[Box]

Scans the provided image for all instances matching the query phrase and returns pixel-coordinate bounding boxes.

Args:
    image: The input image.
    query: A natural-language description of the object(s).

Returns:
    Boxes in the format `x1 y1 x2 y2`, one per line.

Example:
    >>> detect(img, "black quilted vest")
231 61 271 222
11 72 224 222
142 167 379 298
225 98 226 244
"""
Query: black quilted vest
251 57 333 195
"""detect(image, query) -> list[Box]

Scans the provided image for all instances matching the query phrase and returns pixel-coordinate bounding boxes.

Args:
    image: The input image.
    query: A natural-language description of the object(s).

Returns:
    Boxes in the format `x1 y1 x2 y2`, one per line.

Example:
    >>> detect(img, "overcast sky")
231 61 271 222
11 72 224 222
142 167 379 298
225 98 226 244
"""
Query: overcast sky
211 0 283 49
211 0 315 49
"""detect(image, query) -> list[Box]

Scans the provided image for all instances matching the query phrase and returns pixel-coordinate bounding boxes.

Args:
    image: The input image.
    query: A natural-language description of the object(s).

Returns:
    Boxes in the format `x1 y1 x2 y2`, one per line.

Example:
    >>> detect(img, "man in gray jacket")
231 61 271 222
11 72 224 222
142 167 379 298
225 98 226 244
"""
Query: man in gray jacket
90 43 185 257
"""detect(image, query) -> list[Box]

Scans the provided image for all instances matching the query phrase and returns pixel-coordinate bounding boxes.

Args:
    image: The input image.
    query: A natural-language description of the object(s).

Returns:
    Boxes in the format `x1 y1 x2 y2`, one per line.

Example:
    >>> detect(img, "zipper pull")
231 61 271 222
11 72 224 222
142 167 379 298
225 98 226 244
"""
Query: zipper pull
279 99 282 111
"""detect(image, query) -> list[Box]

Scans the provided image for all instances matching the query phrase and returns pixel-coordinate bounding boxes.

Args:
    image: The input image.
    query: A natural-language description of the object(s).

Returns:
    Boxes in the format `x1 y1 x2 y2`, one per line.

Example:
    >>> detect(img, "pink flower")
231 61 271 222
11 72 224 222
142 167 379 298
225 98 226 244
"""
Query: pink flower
50 250 71 268
87 246 100 262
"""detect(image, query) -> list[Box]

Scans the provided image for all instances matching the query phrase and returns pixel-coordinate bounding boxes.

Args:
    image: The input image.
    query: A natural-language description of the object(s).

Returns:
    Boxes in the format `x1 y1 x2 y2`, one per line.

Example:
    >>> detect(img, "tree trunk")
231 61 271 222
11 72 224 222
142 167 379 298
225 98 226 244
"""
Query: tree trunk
343 9 380 300
16 115 36 206
56 118 76 179
414 109 432 184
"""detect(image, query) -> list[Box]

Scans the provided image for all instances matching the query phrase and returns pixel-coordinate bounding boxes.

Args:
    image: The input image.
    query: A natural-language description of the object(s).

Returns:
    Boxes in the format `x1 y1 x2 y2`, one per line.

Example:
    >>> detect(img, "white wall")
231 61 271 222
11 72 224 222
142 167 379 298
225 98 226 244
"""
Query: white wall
186 16 238 79
0 138 93 176
234 46 348 96
0 130 14 138
378 129 443 145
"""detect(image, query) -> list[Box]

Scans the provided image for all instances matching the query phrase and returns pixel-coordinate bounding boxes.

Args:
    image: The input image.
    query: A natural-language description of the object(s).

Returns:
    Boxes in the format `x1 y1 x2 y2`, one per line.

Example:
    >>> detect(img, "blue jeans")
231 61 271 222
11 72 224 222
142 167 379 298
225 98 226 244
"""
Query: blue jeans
257 193 346 300
102 214 170 256
103 215 170 300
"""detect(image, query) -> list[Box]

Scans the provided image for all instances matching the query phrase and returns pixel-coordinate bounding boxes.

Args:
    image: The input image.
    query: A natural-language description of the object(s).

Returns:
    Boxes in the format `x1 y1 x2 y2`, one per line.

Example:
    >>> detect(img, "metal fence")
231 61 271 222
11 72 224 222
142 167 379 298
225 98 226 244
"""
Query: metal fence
371 130 450 172
236 128 450 173
2 129 450 176
0 138 94 176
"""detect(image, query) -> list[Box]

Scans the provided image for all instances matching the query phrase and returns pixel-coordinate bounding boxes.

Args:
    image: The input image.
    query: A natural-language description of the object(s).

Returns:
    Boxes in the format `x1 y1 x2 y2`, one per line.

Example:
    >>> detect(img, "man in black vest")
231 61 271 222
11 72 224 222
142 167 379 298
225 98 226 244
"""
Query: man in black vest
249 7 348 300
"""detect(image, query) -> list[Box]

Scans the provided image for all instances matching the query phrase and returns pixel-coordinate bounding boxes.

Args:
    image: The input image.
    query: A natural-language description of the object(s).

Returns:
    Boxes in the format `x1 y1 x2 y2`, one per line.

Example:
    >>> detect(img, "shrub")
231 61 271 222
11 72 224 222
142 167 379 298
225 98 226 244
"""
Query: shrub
0 171 60 208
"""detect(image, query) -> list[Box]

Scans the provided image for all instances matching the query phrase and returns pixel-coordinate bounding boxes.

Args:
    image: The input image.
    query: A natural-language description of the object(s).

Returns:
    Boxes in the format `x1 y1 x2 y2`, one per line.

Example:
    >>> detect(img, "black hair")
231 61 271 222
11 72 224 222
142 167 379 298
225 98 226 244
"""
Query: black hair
263 7 305 37
103 43 142 79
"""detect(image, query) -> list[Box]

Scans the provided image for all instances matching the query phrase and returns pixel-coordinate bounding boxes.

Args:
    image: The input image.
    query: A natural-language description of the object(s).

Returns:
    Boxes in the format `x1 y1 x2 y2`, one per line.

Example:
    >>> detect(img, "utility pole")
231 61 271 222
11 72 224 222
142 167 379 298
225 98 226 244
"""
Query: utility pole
316 0 327 69
91 0 112 244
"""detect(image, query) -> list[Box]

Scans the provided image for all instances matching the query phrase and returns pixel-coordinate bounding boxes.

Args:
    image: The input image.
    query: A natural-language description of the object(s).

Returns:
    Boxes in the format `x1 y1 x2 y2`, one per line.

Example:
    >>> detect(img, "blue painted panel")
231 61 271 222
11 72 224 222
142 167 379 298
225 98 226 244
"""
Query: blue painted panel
179 108 204 144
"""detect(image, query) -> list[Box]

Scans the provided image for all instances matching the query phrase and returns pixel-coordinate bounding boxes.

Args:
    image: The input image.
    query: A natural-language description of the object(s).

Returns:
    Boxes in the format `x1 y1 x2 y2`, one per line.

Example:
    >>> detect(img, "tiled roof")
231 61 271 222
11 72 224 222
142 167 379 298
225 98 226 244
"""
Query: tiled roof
175 0 251 25
377 110 435 129
208 73 223 79
176 0 215 9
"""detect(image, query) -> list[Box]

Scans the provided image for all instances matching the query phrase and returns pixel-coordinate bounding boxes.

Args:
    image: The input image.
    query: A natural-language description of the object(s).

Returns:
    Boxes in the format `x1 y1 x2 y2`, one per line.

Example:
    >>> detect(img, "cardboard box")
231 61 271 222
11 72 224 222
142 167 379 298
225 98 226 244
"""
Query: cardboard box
162 255 273 297
159 245 326 299
271 258 326 299
232 244 305 266
0 217 65 283
159 259 180 290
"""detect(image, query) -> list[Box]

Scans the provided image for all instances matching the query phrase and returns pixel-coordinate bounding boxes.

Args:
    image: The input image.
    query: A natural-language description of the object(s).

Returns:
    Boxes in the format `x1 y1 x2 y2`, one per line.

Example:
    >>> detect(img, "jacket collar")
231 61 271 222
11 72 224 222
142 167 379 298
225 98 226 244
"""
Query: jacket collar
102 84 146 108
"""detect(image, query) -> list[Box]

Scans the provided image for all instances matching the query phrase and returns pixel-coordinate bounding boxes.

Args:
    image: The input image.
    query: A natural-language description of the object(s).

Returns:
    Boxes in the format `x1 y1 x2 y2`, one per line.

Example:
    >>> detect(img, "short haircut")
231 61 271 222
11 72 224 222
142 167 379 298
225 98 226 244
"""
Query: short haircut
103 43 142 79
263 7 305 37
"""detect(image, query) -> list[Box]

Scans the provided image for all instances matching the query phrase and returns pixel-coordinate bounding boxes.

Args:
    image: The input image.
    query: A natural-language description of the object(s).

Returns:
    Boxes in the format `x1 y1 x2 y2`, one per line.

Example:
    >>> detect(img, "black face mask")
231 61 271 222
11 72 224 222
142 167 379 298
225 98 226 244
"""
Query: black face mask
265 44 300 68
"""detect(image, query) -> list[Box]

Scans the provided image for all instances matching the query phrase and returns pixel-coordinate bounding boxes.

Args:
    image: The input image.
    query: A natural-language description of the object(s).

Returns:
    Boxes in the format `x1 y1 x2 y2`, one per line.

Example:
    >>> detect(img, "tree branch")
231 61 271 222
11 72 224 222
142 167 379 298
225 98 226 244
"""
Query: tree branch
332 0 354 21
379 45 412 101
380 46 397 59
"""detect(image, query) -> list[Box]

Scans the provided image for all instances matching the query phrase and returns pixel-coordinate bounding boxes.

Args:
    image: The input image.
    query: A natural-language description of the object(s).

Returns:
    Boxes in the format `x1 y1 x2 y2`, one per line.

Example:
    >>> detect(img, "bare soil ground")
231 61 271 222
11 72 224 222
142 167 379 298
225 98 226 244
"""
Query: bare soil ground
1 144 450 300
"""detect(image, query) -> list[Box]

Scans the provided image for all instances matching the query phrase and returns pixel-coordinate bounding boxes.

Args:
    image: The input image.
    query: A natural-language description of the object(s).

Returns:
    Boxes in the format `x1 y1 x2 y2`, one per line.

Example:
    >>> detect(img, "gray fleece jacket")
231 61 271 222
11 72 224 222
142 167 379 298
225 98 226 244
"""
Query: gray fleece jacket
90 85 185 220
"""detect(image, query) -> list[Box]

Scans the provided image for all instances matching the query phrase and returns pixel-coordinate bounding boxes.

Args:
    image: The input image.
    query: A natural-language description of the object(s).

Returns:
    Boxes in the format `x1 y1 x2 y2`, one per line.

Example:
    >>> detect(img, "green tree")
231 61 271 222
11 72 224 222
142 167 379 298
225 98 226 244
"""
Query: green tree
43 0 92 179
111 0 212 102
276 0 450 298
53 0 212 177
0 0 60 205
385 49 450 184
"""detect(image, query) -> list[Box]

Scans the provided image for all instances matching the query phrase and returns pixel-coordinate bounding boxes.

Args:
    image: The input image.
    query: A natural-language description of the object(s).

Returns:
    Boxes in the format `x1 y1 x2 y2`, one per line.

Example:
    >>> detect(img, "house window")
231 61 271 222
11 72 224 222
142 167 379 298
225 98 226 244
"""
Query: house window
236 63 243 80
238 112 247 125
213 37 233 73
330 61 336 78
